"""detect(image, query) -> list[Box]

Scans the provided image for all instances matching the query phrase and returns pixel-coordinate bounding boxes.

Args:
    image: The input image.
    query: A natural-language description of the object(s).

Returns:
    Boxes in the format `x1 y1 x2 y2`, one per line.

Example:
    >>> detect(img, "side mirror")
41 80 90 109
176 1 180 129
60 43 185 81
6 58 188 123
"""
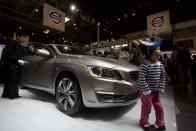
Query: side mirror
36 49 53 58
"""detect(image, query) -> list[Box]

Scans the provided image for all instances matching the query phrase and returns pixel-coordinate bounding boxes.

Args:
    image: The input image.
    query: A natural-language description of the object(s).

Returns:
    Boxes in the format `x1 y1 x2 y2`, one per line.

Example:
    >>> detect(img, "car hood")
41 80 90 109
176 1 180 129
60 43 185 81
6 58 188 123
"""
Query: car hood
59 54 139 72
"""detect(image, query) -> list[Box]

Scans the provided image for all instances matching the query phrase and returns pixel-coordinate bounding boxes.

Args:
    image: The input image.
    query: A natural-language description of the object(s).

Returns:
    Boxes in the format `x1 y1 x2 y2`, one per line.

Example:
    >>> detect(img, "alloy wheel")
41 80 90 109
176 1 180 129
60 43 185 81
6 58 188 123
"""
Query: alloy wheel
57 78 76 111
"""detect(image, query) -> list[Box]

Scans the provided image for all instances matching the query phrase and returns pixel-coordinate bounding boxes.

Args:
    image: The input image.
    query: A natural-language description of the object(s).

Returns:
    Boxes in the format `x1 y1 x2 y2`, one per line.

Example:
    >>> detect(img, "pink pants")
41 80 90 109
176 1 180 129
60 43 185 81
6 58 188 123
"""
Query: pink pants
140 91 165 126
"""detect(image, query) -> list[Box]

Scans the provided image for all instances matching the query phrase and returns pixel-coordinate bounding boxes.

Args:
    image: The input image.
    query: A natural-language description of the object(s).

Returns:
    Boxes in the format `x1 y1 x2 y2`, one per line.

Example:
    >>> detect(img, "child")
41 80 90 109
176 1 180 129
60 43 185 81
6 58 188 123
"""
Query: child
138 45 166 131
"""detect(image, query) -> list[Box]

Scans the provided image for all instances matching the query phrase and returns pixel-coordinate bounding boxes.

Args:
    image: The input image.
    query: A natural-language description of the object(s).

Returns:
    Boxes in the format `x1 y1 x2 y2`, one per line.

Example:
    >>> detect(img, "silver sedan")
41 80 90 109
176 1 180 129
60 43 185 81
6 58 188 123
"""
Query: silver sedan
21 43 139 115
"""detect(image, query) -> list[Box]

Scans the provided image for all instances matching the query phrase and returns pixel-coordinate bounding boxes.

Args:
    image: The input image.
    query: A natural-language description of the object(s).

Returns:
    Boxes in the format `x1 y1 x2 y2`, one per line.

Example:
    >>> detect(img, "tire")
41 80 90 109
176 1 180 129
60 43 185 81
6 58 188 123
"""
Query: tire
55 74 83 116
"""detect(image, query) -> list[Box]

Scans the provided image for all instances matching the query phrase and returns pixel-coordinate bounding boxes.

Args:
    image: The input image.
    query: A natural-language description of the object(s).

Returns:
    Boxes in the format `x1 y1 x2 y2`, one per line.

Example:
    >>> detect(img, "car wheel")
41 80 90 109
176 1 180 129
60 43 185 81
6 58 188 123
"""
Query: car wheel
55 74 83 116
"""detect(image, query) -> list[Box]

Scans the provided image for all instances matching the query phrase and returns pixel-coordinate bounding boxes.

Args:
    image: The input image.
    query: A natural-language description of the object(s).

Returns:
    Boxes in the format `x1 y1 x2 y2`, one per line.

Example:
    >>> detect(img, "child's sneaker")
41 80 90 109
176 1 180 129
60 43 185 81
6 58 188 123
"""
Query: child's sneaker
150 125 166 131
139 123 150 131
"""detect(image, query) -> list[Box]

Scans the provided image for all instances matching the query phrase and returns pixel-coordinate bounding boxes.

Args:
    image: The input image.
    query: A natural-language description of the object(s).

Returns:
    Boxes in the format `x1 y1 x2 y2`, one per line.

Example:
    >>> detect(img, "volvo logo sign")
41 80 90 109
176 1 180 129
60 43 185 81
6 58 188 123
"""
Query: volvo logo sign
151 16 164 27
49 12 62 24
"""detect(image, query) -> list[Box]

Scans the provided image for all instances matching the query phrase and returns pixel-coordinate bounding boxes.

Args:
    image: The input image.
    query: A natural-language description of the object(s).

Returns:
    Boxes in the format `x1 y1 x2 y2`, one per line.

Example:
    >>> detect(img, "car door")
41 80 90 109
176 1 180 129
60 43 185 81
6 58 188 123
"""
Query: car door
21 43 56 89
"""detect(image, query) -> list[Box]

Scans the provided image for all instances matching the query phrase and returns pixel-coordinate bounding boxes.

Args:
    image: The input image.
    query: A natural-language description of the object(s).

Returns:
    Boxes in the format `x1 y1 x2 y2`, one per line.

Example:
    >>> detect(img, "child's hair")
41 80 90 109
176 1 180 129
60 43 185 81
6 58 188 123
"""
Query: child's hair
144 46 160 60
146 48 155 59
16 30 28 37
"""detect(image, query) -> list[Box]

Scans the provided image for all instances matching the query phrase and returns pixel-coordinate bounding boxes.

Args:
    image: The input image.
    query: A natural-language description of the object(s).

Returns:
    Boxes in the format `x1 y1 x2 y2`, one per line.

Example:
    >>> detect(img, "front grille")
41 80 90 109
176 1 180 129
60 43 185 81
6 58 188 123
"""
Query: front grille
97 92 139 103
122 92 139 101
129 71 139 81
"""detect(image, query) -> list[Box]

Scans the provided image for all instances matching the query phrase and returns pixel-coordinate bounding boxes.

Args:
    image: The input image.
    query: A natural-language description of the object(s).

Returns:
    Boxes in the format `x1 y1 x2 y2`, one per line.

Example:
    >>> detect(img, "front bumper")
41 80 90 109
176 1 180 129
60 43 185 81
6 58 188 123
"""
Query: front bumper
82 76 139 108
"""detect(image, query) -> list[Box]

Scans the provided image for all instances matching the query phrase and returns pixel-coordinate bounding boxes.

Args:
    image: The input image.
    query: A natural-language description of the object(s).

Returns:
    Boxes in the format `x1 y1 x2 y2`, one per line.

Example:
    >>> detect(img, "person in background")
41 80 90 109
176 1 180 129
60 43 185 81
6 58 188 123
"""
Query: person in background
1 30 29 99
93 50 97 56
118 47 130 62
129 43 144 66
97 52 103 57
138 45 166 131
176 42 191 85
190 55 196 81
106 49 118 59
162 54 170 72
103 50 108 57
170 45 178 84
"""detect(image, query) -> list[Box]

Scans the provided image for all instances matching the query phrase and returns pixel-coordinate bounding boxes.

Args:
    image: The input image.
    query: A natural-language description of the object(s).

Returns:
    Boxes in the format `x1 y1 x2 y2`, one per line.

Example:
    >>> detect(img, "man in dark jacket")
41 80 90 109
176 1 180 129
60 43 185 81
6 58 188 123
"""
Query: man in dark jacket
1 30 29 99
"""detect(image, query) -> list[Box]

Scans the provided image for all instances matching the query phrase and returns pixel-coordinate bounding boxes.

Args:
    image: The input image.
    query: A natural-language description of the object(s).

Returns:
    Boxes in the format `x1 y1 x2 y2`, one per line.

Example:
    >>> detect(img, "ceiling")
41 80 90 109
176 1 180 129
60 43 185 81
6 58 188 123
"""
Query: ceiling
0 0 195 45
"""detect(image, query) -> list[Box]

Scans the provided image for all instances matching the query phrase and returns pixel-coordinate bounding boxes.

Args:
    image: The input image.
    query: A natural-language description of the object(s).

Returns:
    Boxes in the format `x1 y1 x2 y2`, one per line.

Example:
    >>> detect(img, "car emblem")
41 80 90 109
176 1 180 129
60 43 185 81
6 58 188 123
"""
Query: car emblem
49 12 62 24
151 16 164 27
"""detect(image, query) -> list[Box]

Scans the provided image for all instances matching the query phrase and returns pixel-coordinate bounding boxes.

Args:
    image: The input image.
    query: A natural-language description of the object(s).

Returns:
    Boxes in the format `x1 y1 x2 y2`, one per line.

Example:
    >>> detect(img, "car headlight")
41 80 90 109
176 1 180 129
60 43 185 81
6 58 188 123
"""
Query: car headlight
86 66 122 80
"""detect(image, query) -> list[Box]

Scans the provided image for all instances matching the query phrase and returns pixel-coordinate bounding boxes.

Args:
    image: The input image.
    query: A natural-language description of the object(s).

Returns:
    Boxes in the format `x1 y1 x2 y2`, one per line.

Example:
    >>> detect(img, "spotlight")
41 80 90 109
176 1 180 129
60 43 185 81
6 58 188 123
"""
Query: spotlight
43 29 50 34
132 13 135 16
70 5 76 11
35 8 39 12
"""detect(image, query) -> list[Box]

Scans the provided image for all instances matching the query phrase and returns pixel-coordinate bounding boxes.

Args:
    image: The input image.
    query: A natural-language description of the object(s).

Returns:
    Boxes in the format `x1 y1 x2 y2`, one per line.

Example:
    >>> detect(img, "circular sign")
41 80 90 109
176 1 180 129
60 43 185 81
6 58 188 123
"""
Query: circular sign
151 16 164 27
49 12 62 24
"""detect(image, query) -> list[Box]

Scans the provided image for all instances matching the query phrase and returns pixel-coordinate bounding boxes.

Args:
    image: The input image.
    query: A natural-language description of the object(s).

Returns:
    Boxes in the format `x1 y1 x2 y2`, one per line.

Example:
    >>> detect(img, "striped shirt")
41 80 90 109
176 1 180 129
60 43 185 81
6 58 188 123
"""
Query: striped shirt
138 60 166 91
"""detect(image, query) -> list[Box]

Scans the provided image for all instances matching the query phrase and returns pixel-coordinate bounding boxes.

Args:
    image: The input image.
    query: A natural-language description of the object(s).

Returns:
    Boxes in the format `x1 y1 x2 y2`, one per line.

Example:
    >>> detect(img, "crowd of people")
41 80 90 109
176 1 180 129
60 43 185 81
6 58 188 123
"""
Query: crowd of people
92 43 146 66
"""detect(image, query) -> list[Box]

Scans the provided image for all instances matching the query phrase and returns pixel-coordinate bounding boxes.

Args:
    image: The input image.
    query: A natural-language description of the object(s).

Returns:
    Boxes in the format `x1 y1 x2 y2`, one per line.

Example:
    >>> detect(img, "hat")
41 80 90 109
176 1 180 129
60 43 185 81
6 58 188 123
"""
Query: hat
147 37 162 51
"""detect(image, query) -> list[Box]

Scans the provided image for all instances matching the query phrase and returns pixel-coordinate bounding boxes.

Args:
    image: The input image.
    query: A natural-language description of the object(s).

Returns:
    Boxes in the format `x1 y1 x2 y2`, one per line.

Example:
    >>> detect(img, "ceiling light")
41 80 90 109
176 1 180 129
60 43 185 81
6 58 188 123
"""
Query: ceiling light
43 29 50 34
70 5 76 11
118 18 121 21
65 17 70 23
35 8 39 12
19 26 22 29
74 23 76 26
132 13 135 16
32 33 34 35
124 14 127 18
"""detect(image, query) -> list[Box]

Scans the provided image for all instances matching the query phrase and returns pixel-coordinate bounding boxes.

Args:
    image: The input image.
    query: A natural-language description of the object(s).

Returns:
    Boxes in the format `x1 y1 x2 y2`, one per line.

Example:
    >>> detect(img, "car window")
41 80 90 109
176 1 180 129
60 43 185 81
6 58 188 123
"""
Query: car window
56 45 84 55
47 45 56 54
27 43 51 56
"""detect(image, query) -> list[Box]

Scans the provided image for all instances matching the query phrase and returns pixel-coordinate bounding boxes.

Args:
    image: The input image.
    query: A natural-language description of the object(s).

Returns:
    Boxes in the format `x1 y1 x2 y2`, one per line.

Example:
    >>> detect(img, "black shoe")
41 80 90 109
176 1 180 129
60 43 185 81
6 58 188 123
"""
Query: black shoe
150 125 166 131
139 123 150 131
9 95 22 99
1 95 9 98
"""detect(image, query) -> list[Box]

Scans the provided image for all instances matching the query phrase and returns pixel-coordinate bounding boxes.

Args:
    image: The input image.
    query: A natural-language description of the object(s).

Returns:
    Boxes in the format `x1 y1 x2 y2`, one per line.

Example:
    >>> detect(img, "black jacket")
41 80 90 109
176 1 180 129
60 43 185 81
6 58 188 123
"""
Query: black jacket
1 39 26 70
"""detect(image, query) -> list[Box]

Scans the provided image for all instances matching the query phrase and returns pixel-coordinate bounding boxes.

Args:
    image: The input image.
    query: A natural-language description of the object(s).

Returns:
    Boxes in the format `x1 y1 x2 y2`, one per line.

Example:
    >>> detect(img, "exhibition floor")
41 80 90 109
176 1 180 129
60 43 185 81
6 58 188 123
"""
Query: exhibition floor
0 85 177 131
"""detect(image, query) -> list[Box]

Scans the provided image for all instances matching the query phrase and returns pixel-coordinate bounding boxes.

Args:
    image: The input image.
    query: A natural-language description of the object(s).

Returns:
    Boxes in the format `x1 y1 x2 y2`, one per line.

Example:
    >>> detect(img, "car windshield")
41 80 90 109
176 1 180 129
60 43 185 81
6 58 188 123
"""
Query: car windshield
56 45 84 55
